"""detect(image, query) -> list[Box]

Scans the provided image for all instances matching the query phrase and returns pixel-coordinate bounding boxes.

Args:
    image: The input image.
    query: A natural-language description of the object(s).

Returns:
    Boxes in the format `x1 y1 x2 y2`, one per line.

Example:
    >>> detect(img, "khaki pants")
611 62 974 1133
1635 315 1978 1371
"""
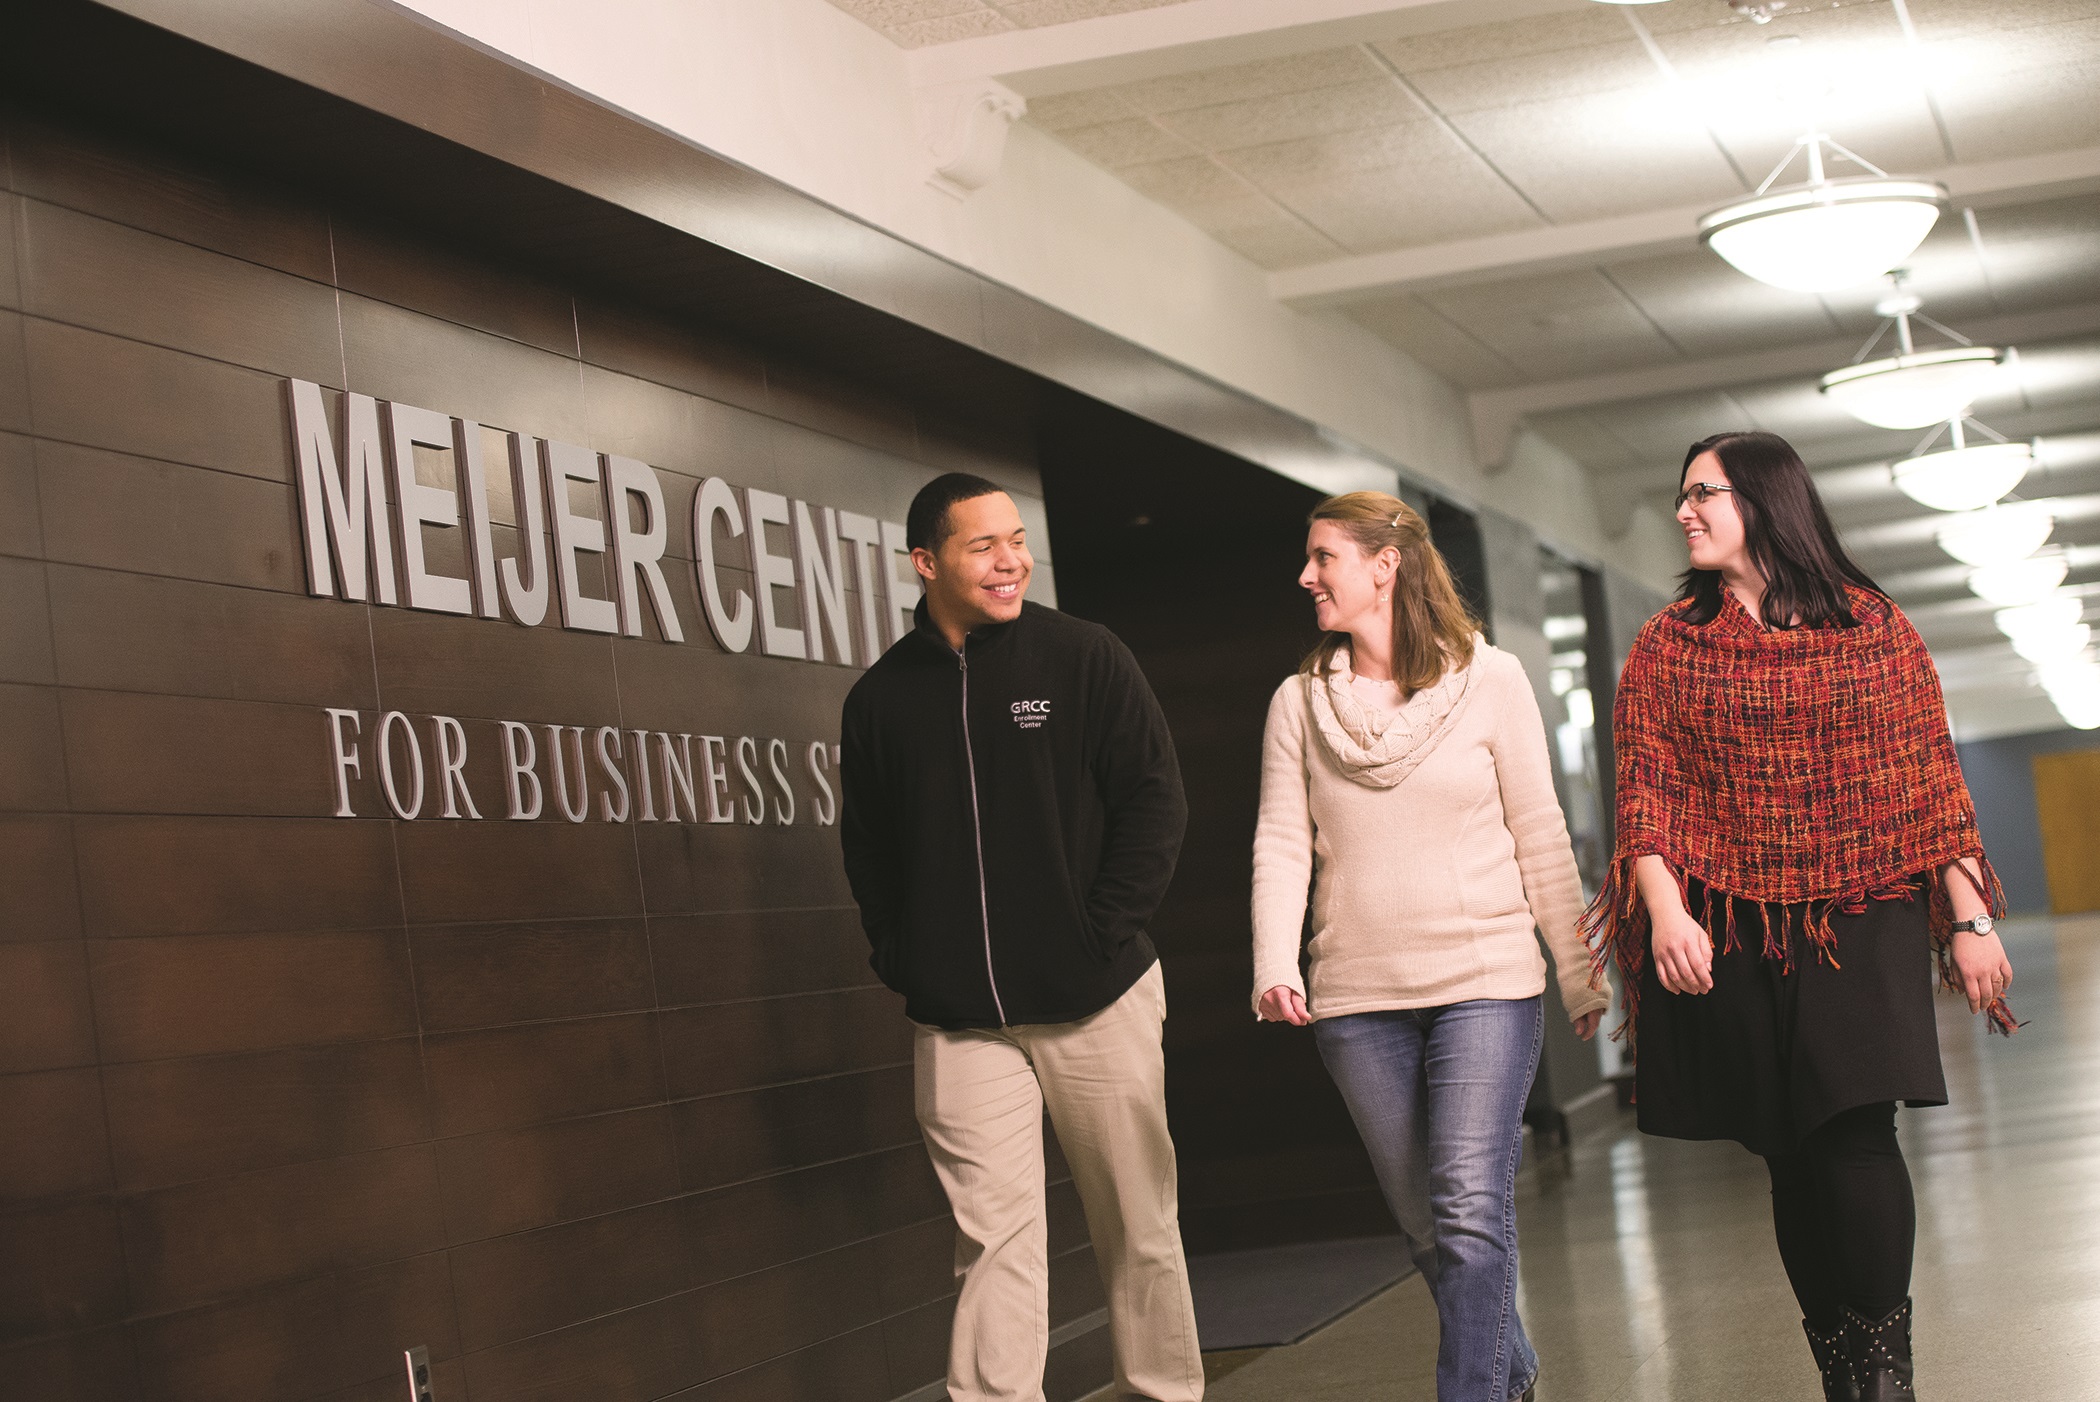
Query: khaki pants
914 962 1204 1402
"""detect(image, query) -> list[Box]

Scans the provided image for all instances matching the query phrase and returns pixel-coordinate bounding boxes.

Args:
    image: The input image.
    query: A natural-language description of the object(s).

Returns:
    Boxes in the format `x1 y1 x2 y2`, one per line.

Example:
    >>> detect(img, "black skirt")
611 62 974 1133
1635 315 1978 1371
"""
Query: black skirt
1633 877 1948 1157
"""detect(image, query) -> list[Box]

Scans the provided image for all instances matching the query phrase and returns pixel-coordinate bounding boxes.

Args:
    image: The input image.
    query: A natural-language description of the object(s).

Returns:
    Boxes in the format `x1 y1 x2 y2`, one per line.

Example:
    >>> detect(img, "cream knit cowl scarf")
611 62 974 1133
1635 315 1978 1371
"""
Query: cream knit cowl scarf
1304 646 1478 789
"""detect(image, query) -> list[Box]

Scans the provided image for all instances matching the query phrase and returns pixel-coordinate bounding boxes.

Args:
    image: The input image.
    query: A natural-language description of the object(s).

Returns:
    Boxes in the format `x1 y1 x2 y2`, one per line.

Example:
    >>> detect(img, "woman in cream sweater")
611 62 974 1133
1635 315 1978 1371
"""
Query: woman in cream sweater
1252 492 1605 1402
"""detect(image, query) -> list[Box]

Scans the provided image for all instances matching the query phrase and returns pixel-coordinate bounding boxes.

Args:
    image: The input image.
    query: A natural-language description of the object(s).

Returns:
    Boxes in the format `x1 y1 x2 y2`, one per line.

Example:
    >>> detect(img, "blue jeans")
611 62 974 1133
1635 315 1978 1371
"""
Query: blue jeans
1314 997 1543 1402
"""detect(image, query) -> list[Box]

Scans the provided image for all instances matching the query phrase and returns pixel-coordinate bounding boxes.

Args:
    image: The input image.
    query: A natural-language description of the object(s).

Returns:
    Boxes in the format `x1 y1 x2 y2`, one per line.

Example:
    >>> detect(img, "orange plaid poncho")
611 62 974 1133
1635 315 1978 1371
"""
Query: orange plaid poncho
1581 585 2016 1040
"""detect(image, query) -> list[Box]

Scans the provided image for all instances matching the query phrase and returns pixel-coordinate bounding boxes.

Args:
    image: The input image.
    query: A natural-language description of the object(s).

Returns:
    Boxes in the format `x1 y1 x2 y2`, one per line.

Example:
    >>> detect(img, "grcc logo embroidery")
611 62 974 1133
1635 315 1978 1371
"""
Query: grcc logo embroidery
1011 699 1051 730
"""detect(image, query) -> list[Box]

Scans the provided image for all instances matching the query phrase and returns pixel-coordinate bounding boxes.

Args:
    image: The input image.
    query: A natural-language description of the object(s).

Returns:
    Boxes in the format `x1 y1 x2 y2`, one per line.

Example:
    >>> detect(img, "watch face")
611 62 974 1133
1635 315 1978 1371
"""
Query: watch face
1972 913 1995 935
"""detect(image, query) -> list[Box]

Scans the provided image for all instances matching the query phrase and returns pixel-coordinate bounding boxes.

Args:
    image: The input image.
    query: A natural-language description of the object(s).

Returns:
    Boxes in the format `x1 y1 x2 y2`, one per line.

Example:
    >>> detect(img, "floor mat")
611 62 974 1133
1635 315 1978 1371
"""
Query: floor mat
1186 1236 1418 1351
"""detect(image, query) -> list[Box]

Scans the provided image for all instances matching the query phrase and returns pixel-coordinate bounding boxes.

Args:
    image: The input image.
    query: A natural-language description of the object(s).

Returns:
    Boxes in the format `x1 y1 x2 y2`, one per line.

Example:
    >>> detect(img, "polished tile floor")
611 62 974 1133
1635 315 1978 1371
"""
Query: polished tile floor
1202 913 2100 1400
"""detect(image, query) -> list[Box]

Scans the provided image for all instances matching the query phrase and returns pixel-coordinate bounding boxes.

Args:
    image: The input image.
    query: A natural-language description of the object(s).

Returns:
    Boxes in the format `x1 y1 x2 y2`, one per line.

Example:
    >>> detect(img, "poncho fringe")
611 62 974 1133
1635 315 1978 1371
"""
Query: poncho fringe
1581 586 2020 1045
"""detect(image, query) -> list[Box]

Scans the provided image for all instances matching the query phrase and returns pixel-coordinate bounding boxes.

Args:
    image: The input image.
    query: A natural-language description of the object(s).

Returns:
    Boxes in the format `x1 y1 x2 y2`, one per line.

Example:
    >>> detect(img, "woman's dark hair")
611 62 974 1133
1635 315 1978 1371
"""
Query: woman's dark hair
1678 431 1883 628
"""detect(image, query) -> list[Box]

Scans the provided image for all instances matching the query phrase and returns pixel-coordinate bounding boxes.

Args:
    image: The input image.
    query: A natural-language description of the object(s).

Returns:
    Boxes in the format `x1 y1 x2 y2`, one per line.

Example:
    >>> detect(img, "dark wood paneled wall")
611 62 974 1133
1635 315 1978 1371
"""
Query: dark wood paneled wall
1039 406 1399 1254
0 105 1109 1402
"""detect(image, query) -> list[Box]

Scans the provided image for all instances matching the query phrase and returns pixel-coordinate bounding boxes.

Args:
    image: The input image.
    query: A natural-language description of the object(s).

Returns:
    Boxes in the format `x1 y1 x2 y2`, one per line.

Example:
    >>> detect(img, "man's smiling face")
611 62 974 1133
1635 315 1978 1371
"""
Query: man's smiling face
914 489 1032 645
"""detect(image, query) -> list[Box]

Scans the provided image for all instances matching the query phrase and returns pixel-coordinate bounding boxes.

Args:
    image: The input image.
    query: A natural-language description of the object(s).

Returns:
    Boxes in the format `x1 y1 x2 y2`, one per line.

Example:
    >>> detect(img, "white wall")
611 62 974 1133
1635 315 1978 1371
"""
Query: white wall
390 0 1686 592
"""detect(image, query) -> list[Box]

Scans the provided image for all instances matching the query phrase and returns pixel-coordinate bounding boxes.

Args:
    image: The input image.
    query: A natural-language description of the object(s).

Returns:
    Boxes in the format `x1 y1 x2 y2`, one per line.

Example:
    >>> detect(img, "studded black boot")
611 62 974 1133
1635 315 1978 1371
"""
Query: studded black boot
1804 1318 1860 1402
1842 1298 1916 1400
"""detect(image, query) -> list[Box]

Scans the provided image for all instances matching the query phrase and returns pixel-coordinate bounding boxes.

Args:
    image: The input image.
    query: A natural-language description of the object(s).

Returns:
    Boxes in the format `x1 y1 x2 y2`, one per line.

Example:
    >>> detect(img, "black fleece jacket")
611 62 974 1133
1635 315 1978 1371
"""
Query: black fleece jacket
839 601 1186 1030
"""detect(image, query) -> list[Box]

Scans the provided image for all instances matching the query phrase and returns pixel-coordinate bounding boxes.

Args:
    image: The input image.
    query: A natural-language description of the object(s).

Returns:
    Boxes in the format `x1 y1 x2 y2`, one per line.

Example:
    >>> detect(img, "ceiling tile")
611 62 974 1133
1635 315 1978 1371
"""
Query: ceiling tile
889 10 1015 44
993 0 1192 26
1213 219 1352 270
1960 196 2100 315
1932 35 2100 162
1527 407 1646 470
1118 153 1260 205
1153 79 1429 152
1401 40 1663 118
1607 251 1841 358
1052 118 1199 168
1025 89 1139 131
1422 269 1681 380
1582 389 1753 463
1108 47 1387 115
1220 125 1542 251
1348 295 1527 389
1452 94 1747 221
1372 8 1642 73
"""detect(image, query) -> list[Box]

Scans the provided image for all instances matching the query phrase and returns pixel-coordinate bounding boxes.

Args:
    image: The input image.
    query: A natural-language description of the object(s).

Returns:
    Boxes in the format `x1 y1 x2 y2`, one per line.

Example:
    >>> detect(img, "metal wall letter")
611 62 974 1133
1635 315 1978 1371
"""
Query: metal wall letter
628 728 657 822
544 440 619 634
433 715 481 819
596 726 631 823
289 380 397 604
692 476 753 654
499 433 551 627
546 725 589 823
701 735 735 824
767 738 796 826
453 421 504 619
835 511 884 667
325 708 363 818
500 721 543 820
378 710 426 819
742 489 807 660
603 454 684 643
805 740 838 826
735 735 766 825
881 520 920 645
659 732 698 824
793 501 853 665
385 402 474 615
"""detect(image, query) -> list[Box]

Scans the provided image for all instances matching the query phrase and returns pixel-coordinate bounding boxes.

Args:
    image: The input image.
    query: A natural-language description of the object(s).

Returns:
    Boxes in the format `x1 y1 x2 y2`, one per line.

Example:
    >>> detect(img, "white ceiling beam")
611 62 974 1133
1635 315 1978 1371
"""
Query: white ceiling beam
906 0 1588 97
1467 299 2100 469
1275 144 2100 308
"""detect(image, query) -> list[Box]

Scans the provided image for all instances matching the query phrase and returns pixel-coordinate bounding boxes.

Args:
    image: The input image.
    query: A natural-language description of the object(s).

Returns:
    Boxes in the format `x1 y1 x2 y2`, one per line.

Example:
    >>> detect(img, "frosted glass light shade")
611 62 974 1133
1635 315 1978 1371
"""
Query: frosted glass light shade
1700 179 1947 292
2058 695 2100 730
2039 658 2100 705
2011 623 2090 663
1969 555 2069 606
1995 595 2084 639
1893 441 2031 512
1936 503 2054 567
1821 348 2008 430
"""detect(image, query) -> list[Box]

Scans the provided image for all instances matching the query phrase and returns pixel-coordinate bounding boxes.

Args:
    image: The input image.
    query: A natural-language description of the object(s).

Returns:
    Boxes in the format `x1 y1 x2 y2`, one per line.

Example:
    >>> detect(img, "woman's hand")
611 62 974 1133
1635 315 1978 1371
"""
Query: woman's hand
1258 985 1311 1026
1572 1010 1603 1041
1951 931 2013 1014
1650 907 1714 995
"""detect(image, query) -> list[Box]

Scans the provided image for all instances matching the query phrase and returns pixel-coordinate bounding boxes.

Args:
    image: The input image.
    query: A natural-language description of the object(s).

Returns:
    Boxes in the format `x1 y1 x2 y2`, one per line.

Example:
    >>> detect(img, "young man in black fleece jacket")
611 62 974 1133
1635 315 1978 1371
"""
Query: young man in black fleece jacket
840 474 1203 1402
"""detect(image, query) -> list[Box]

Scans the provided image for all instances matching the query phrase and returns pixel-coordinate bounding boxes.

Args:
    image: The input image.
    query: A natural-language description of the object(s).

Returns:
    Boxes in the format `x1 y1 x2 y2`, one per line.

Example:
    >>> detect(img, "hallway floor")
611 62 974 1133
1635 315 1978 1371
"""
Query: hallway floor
1201 913 2100 1400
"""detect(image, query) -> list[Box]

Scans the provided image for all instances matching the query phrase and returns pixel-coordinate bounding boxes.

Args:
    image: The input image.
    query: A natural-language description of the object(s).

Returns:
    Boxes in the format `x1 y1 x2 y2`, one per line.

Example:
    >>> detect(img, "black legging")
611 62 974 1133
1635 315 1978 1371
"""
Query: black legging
1764 1102 1915 1329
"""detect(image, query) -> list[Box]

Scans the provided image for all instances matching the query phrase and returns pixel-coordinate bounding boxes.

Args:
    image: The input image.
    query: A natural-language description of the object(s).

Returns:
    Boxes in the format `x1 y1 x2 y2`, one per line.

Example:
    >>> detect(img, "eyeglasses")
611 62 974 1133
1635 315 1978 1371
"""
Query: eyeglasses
1675 481 1736 511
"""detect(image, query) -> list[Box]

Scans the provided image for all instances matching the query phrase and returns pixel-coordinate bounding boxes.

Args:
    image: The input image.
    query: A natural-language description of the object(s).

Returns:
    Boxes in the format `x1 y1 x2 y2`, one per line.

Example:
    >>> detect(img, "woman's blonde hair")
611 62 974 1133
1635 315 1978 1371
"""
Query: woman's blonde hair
1298 492 1480 692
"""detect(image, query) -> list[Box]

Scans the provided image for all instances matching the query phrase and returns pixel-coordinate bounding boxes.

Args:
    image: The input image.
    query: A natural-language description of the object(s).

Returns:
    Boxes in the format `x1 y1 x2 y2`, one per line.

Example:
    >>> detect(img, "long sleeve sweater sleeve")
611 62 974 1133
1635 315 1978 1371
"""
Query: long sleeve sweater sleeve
1249 683 1314 1010
1487 668 1610 1019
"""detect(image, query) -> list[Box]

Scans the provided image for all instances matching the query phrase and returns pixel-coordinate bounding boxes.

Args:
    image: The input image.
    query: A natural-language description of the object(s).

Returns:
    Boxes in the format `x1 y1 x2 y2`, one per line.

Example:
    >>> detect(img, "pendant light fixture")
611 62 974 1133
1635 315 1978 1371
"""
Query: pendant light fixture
2011 622 2090 664
1936 501 2053 567
1821 283 2010 430
1891 417 2034 513
1969 554 2069 607
1700 133 1947 293
1995 595 2085 640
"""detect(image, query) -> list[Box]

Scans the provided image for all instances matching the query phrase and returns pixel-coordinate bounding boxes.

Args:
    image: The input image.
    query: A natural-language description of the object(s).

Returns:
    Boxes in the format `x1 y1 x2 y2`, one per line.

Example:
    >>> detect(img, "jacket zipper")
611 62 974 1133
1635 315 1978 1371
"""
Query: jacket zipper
957 645 1007 1026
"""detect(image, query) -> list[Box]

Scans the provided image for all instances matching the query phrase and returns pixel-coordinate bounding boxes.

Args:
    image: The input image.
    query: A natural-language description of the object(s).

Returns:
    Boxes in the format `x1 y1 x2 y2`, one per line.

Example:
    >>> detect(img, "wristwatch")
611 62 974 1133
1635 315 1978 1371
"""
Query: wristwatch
1952 913 1995 937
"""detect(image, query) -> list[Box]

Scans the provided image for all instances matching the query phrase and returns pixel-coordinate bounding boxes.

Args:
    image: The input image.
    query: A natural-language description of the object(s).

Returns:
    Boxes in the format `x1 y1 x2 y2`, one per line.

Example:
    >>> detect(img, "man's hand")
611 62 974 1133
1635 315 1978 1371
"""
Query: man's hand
1257 985 1311 1026
1573 1010 1603 1041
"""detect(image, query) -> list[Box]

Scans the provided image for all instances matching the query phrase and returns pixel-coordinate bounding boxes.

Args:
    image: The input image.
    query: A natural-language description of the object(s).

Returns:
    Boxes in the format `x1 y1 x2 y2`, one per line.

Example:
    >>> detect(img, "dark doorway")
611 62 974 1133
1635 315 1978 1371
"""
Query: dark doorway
1040 399 1395 1252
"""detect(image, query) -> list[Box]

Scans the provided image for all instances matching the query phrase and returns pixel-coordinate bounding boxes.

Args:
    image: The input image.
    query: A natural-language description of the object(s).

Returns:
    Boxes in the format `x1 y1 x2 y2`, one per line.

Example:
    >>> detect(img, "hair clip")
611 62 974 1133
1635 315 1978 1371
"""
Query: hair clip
1391 514 1404 527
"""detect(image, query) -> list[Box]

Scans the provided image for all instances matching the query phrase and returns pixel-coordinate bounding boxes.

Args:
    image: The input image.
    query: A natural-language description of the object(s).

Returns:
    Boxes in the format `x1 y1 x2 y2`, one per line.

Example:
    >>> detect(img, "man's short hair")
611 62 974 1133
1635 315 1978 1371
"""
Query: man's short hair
907 473 1007 554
